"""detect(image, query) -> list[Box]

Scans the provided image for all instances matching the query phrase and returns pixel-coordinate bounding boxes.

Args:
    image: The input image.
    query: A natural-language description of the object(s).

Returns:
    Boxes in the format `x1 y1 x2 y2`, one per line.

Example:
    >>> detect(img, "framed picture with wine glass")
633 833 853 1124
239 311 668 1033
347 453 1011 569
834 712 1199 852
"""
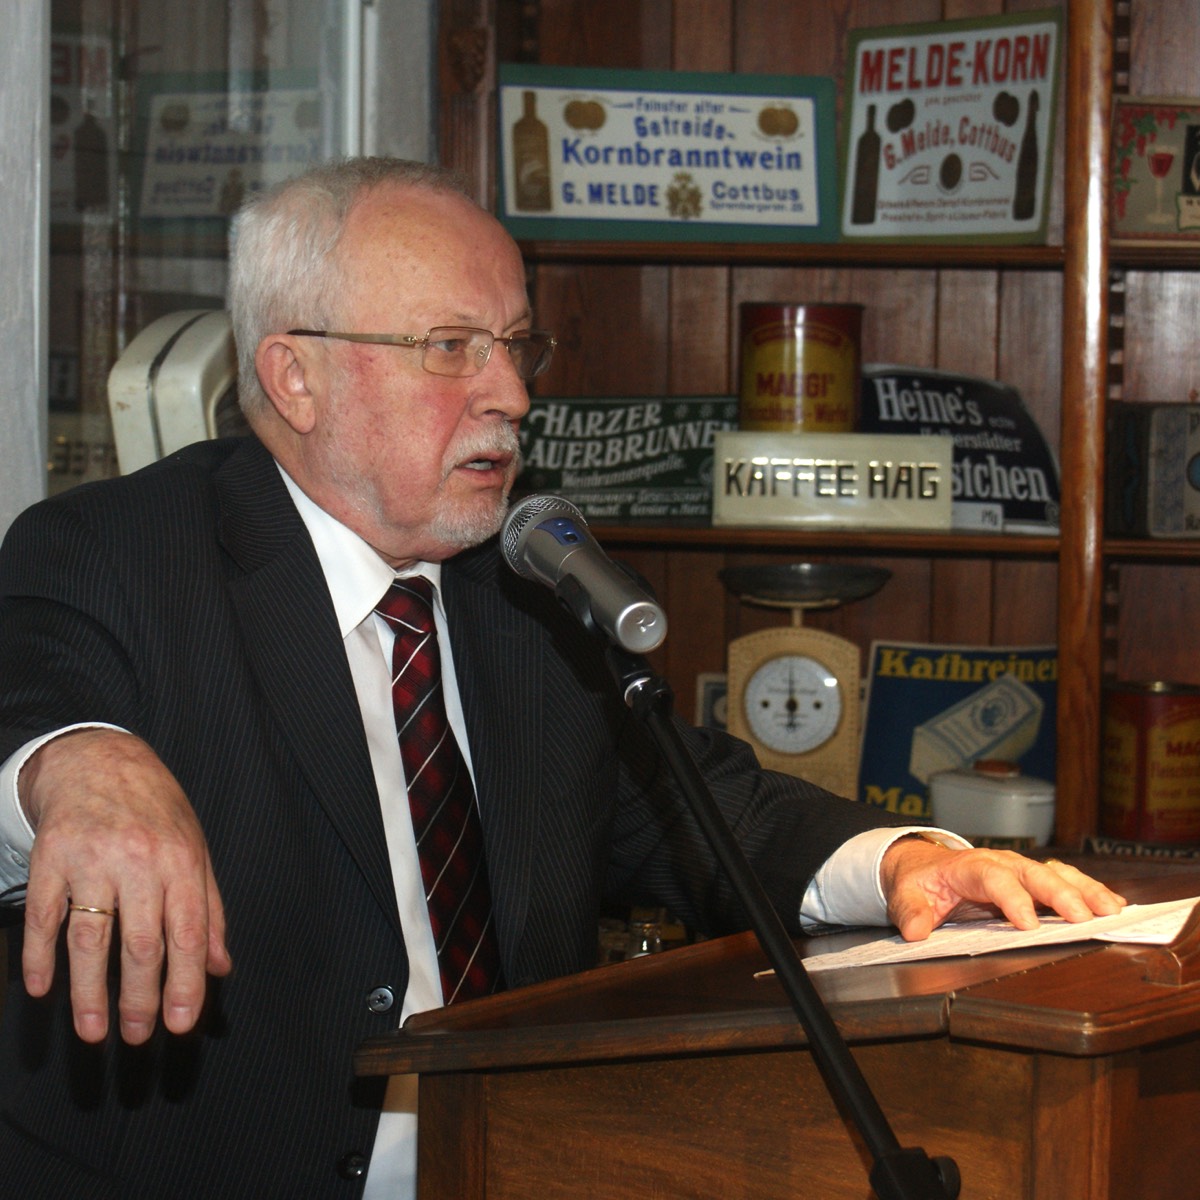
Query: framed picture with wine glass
1112 96 1200 246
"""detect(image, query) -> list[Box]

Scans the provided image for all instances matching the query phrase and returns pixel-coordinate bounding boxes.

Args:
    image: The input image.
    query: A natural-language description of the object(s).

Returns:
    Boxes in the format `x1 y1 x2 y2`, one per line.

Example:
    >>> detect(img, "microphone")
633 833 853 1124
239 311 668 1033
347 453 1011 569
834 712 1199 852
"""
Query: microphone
500 494 667 654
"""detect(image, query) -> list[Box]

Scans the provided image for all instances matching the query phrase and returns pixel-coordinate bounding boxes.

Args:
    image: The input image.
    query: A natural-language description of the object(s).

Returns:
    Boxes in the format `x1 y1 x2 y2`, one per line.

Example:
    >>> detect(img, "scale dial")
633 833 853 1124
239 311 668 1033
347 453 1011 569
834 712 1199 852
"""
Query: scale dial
743 654 843 754
725 625 861 796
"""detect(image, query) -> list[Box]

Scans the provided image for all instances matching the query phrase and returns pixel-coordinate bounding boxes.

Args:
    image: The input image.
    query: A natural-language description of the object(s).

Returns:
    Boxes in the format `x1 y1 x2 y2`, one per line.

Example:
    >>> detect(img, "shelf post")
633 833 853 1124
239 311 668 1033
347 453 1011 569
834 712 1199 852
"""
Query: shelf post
1057 0 1113 843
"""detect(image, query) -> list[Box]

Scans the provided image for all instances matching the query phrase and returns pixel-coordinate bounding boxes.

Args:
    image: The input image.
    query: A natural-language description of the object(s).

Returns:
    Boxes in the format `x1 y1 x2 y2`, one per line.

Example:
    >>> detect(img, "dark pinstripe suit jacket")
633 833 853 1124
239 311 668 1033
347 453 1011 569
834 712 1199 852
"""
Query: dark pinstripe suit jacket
0 436 904 1198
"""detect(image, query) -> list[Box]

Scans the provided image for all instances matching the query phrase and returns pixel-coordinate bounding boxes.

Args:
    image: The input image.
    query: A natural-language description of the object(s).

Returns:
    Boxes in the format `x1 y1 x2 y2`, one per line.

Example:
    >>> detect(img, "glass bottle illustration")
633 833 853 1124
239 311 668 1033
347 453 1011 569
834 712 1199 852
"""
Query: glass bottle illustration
1012 89 1040 221
512 90 552 212
850 104 881 225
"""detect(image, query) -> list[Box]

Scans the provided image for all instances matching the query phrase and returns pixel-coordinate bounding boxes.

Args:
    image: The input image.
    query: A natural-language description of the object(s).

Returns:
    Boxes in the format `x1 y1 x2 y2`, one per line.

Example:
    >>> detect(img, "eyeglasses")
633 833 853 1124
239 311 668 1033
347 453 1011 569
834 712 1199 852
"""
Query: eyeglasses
287 325 557 380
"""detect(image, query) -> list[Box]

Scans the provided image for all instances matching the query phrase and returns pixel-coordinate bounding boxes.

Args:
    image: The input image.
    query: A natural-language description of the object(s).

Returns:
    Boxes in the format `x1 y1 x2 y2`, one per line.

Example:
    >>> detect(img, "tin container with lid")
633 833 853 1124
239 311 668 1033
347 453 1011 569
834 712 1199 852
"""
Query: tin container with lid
1102 681 1200 843
737 303 863 433
928 759 1056 847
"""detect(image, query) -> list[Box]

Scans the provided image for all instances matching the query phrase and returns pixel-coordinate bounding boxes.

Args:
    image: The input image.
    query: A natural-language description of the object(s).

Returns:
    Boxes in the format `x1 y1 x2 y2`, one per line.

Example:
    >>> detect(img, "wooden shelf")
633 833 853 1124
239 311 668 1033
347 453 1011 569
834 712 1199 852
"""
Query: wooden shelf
1105 538 1200 562
522 238 1200 274
591 523 1060 558
1111 244 1200 271
518 238 1065 270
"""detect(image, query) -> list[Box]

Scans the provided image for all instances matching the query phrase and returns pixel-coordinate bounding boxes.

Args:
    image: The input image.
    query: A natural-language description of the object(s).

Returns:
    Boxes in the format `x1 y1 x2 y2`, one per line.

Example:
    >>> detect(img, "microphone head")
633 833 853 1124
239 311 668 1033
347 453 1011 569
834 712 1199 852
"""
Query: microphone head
500 494 587 579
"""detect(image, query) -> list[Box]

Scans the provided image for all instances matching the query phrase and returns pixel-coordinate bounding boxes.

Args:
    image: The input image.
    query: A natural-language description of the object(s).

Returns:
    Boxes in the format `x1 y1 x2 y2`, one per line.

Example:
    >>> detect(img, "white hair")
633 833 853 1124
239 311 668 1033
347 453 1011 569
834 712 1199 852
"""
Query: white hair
226 157 475 418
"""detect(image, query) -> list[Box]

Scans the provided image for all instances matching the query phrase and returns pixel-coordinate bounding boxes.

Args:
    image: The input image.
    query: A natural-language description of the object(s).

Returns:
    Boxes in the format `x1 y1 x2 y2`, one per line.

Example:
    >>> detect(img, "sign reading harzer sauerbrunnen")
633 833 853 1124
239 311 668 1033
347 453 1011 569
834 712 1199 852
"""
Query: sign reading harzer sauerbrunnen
840 9 1061 244
496 64 839 243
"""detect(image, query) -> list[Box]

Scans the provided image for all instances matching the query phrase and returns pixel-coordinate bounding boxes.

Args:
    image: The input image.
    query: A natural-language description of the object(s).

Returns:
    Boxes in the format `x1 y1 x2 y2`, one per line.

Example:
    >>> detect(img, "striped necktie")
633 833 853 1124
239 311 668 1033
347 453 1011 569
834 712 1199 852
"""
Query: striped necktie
375 577 502 1004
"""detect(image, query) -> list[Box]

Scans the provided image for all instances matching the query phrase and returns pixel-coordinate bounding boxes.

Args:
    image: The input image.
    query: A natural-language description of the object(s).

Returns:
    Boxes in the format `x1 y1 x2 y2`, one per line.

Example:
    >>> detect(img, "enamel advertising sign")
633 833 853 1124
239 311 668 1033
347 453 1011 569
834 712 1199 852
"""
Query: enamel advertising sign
840 10 1061 244
497 64 839 243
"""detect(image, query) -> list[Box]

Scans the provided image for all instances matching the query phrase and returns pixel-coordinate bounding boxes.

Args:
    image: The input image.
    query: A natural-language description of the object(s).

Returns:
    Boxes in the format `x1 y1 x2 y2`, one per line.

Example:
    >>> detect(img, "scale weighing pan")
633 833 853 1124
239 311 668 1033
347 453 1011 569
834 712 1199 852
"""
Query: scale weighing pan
718 563 891 609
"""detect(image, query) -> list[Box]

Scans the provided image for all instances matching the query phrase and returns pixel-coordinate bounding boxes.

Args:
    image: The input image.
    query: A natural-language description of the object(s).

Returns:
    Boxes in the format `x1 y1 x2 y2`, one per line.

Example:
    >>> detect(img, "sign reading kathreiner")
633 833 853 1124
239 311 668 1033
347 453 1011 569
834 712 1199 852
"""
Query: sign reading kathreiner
497 64 839 244
840 9 1061 244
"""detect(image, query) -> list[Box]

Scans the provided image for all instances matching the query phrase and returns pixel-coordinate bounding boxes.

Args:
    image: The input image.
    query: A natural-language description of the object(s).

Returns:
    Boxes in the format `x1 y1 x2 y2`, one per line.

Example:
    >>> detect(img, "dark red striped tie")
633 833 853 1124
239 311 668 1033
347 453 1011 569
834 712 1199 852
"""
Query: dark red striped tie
376 577 502 1004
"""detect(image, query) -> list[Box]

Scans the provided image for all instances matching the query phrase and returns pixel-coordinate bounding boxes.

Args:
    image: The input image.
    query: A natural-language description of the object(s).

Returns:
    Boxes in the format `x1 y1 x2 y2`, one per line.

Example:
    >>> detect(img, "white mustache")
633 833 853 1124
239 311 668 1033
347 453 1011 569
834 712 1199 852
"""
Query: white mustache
447 423 522 471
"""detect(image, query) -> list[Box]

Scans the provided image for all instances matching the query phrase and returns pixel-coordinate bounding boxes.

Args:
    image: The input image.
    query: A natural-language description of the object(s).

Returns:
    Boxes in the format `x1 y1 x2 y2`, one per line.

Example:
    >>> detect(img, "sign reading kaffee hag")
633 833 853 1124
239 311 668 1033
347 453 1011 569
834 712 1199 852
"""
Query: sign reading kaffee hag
712 431 953 530
841 9 1061 244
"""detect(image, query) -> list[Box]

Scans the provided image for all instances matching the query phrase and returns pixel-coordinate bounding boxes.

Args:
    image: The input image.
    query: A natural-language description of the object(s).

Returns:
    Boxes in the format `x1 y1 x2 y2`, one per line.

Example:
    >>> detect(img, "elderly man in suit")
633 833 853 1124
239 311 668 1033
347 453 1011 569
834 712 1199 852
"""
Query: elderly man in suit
0 158 1122 1198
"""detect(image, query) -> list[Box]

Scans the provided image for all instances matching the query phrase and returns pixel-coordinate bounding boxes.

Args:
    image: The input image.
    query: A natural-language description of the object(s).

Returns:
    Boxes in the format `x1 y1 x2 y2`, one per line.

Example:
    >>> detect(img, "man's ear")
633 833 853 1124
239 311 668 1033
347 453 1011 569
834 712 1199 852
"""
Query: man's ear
255 334 319 434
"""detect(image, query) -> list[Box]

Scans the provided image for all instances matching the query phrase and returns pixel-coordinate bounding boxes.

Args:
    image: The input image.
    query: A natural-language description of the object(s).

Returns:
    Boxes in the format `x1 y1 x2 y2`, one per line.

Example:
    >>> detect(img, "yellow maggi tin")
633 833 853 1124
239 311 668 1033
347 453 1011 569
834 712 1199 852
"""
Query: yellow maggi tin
738 303 863 433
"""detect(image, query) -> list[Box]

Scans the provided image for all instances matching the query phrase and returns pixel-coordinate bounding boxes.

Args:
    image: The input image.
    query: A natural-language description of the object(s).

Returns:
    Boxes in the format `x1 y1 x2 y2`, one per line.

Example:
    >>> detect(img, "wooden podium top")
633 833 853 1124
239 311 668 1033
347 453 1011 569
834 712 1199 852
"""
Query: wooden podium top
355 869 1200 1081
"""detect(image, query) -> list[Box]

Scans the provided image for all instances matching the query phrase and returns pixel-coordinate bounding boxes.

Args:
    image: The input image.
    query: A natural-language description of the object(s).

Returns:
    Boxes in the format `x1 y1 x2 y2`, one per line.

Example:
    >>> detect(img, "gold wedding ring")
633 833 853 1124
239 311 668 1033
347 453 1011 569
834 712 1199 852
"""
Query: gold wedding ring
68 903 118 917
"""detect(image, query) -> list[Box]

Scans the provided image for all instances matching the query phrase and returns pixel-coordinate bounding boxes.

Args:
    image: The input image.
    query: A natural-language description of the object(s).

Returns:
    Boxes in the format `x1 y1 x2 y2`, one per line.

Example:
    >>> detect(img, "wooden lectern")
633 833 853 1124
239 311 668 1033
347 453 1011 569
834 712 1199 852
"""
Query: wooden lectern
355 873 1200 1199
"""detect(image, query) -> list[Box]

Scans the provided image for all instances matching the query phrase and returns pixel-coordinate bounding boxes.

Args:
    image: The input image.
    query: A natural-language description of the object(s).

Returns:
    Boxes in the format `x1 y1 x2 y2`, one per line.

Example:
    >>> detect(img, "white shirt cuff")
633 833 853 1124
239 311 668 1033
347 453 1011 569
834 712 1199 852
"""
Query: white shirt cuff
800 826 970 928
0 723 128 895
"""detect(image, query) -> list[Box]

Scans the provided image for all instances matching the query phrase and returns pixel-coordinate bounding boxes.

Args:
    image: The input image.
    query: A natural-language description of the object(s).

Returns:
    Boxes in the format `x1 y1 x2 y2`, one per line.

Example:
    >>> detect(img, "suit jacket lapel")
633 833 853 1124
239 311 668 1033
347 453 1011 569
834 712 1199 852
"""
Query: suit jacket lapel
213 438 402 937
442 545 542 967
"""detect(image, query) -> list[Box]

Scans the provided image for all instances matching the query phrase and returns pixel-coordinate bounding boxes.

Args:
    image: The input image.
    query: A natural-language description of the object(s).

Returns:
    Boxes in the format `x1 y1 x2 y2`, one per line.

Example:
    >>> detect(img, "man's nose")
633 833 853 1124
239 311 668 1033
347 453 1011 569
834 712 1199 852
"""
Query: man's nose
472 345 532 420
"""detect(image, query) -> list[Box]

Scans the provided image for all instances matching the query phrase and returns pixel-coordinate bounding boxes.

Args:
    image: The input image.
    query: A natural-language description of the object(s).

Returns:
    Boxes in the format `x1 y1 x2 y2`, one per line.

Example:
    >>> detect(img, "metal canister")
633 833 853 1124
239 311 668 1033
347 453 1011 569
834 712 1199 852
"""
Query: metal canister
737 302 863 433
1101 681 1200 843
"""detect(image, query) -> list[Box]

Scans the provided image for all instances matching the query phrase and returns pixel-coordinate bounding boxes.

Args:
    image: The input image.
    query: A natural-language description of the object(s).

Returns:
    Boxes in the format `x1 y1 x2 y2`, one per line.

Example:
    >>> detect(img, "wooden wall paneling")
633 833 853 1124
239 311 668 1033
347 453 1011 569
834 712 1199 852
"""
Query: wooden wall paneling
438 0 498 204
1122 273 1200 398
823 554 920 650
652 549 723 721
662 260 736 717
1112 270 1200 686
1114 564 1200 683
534 263 671 397
929 269 1000 643
662 0 737 721
534 0 673 69
854 554 942 645
991 269 1063 648
730 0 857 78
998 272 1063 458
1128 0 1200 94
927 555 995 646
671 0 734 72
933 271 1001 382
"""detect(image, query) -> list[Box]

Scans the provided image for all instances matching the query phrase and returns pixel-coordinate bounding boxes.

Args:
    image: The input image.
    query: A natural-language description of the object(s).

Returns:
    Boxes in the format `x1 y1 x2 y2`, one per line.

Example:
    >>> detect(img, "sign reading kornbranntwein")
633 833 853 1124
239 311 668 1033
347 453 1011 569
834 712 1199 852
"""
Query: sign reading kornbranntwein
497 64 838 243
840 9 1061 244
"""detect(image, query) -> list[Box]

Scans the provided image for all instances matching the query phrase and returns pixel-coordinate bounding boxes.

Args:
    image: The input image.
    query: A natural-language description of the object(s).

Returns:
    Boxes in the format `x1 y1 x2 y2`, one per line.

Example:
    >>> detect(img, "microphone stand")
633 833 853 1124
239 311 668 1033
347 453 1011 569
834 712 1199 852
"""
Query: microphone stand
605 646 960 1200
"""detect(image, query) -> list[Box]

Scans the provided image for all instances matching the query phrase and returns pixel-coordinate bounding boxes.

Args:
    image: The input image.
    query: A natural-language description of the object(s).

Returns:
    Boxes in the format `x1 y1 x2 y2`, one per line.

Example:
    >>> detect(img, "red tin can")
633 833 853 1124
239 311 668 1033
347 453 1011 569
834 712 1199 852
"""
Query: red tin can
1101 681 1200 843
737 303 863 433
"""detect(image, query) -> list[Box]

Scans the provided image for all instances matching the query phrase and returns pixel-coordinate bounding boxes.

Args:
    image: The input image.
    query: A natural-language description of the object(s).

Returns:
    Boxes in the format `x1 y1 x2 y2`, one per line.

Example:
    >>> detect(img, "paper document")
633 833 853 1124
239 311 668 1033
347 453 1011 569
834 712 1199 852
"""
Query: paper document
783 896 1200 975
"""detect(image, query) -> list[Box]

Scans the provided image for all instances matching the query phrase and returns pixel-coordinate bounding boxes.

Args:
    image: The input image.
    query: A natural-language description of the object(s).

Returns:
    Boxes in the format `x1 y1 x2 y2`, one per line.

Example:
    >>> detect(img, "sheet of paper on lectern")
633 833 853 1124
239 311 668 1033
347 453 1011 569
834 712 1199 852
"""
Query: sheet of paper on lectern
783 896 1200 975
